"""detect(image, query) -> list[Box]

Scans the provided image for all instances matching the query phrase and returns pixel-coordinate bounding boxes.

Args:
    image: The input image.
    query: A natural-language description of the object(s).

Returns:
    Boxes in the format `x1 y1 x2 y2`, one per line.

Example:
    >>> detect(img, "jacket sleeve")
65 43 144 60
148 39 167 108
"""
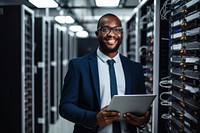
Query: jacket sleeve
59 59 98 129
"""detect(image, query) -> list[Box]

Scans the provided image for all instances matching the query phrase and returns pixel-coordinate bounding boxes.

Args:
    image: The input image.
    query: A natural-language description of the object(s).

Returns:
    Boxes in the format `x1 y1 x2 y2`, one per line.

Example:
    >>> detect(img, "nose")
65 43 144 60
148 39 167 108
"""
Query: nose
107 29 115 36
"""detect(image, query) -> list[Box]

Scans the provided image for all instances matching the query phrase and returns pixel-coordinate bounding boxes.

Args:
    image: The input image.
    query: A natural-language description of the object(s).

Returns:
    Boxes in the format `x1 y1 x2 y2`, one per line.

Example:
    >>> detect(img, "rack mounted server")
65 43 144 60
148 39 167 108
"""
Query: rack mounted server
34 17 51 133
167 0 200 132
0 5 35 133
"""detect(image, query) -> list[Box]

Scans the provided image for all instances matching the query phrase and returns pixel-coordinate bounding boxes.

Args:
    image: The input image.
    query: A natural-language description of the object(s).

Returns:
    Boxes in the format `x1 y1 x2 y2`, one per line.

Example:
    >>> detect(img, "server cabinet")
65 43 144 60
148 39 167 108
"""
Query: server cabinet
125 0 169 132
139 1 155 132
165 0 200 132
50 23 63 124
126 1 154 132
62 30 69 82
60 28 68 94
68 33 77 60
126 15 137 61
34 17 51 133
153 0 170 132
0 5 35 133
140 1 154 95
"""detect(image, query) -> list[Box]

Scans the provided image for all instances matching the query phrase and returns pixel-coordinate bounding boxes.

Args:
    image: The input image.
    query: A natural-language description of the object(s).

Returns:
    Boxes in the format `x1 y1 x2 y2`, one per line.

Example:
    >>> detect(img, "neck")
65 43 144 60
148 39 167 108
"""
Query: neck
99 48 118 58
106 52 118 58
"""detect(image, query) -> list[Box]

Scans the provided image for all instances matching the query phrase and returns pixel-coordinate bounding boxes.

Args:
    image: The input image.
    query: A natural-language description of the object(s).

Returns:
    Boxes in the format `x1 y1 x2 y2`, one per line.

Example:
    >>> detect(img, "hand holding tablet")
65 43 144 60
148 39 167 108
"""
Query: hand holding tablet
107 94 156 118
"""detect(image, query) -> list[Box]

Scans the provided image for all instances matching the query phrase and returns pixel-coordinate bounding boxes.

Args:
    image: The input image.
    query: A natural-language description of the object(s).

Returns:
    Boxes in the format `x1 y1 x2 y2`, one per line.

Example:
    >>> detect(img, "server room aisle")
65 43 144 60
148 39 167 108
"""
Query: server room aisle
49 117 74 133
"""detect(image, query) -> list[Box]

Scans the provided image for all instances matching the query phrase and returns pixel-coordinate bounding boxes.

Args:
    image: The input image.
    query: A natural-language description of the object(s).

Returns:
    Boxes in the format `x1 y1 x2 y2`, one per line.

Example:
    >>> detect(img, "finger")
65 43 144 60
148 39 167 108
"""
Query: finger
105 114 120 120
126 113 138 120
104 114 120 121
126 112 147 121
102 105 109 111
123 113 137 126
105 111 120 117
103 115 120 126
101 114 119 126
145 111 149 118
100 110 119 121
103 118 114 126
124 113 148 126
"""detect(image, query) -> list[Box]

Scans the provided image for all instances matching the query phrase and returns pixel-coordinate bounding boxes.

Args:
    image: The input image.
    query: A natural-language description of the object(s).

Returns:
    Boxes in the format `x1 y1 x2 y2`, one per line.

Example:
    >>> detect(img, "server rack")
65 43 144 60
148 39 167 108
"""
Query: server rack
156 0 170 132
139 1 155 132
126 0 154 91
68 32 78 60
61 28 68 83
162 0 200 132
126 15 137 61
125 0 167 132
140 1 154 95
0 5 35 133
60 27 69 96
50 23 64 124
34 17 51 133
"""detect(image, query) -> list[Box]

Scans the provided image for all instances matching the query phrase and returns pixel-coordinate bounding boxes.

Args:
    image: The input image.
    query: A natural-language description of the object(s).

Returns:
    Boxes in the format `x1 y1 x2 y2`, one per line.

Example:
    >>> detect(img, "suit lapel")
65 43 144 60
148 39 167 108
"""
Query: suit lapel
88 53 132 108
88 51 101 109
120 55 131 94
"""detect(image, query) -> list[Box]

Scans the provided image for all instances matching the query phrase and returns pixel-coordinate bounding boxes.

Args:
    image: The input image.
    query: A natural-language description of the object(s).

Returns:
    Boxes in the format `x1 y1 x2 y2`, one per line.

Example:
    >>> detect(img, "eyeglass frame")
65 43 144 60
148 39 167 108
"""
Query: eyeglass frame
97 26 123 34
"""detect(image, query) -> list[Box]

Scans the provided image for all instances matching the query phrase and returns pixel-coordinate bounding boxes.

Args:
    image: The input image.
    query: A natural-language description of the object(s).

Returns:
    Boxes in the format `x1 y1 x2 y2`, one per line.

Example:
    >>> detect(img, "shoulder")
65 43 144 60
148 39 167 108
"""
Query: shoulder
69 51 97 65
120 54 142 68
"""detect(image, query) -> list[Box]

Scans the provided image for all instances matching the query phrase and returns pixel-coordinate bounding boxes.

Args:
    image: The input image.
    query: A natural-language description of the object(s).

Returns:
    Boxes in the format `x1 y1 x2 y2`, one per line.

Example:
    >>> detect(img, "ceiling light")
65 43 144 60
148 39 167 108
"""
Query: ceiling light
65 16 75 24
29 0 58 8
95 0 120 7
55 16 75 24
60 26 67 31
55 16 66 24
76 31 89 38
69 25 83 32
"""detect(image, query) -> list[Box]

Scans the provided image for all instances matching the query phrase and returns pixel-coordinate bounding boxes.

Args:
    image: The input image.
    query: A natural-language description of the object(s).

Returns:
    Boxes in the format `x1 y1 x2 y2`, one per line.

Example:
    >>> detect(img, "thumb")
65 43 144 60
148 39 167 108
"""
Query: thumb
101 105 109 111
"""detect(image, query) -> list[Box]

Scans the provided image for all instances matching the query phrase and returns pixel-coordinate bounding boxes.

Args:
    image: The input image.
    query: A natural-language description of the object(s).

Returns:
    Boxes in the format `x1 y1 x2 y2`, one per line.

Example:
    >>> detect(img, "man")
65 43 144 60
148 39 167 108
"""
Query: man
59 13 149 133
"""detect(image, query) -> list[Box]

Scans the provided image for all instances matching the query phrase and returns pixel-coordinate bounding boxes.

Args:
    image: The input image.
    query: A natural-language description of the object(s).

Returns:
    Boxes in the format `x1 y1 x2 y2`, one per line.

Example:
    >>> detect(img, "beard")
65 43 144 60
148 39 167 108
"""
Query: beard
98 38 121 53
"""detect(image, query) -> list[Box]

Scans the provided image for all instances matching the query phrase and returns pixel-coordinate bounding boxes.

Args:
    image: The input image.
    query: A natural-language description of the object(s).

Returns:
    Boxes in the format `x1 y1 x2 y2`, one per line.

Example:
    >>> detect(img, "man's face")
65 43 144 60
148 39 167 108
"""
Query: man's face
96 16 123 54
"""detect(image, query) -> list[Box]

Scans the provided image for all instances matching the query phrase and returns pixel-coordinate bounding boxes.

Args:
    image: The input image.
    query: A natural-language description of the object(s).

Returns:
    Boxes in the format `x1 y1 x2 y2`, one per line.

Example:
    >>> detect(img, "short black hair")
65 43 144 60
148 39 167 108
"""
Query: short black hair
97 13 121 29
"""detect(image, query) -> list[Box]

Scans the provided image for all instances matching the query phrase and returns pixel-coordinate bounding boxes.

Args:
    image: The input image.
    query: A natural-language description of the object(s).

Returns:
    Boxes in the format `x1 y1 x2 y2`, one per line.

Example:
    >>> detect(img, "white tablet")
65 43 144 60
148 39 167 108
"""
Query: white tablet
107 94 156 116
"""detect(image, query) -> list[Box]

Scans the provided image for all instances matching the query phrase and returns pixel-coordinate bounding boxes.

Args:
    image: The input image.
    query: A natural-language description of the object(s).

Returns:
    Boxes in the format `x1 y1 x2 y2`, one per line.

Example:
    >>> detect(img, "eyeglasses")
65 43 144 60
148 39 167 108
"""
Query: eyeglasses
97 26 123 34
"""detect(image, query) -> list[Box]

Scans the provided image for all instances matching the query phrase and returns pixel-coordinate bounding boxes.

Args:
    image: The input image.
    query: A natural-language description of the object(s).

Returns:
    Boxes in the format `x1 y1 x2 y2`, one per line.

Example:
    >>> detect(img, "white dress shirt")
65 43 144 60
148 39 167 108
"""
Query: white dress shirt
97 48 127 133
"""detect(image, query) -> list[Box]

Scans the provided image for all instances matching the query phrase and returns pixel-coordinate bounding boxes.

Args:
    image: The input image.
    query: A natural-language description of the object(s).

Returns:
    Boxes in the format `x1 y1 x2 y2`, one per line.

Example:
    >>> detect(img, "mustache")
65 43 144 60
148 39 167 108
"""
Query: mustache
104 36 118 40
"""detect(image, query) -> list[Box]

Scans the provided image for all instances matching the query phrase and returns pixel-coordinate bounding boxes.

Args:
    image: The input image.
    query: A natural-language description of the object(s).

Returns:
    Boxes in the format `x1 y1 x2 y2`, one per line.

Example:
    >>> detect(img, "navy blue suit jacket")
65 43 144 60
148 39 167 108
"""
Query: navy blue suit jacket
59 51 146 133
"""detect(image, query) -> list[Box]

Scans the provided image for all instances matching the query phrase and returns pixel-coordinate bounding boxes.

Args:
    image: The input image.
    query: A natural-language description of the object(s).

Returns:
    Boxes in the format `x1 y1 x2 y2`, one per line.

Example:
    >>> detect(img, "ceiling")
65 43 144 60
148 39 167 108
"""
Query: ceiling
0 0 139 37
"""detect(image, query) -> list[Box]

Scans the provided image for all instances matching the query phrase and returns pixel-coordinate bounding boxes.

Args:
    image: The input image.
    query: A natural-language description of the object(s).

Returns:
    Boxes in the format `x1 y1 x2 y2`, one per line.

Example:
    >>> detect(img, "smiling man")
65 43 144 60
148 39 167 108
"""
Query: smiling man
59 13 150 133
95 14 123 56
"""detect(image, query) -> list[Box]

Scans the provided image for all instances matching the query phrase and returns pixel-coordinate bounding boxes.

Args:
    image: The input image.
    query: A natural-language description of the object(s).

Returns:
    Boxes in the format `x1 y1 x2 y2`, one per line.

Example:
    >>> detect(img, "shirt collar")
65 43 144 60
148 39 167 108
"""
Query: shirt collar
97 47 120 63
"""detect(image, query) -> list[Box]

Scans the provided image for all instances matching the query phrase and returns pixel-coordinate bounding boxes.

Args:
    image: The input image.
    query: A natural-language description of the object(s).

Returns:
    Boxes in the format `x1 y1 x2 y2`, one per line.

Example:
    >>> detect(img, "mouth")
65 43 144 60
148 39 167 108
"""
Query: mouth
105 38 117 44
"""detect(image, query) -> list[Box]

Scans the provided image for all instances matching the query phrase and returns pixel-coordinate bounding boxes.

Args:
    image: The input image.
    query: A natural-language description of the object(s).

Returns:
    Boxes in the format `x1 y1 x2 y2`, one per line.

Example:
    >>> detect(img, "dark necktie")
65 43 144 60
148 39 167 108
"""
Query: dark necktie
107 59 121 133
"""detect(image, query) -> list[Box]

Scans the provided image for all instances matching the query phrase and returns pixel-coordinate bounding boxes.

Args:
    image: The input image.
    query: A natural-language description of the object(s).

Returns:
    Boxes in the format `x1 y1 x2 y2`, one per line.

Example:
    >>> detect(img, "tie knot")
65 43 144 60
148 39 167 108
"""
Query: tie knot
107 59 115 66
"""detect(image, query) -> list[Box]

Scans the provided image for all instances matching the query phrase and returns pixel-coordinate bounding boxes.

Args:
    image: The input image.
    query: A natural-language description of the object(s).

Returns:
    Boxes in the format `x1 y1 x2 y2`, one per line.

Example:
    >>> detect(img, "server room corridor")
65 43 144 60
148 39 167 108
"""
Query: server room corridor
49 117 74 133
0 0 199 133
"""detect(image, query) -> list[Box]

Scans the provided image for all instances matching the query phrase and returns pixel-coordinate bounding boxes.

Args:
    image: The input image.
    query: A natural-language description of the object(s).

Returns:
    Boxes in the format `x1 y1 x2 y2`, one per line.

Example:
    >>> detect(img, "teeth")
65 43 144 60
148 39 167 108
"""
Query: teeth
107 39 115 43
